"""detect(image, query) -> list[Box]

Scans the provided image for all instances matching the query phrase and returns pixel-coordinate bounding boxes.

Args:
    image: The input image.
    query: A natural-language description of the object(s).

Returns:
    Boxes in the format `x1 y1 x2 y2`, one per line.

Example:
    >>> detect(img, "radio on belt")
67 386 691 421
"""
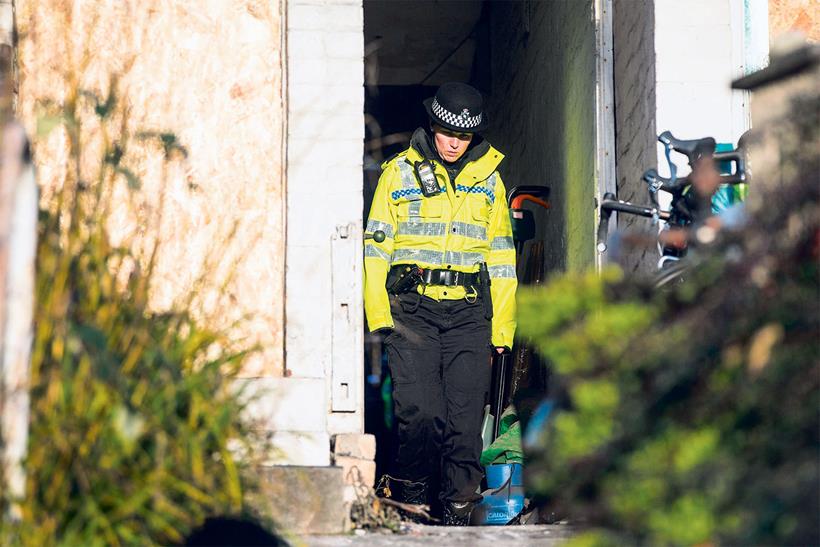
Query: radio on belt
414 160 442 197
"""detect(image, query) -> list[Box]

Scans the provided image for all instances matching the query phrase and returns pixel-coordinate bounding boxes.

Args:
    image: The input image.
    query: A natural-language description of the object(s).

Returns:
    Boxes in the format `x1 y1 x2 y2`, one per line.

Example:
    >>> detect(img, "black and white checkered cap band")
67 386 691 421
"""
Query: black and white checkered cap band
431 98 483 129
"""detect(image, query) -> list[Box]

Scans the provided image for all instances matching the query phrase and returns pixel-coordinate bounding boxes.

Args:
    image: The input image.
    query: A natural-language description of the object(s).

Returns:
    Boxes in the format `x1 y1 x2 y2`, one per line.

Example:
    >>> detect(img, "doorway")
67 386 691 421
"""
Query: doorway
362 0 603 483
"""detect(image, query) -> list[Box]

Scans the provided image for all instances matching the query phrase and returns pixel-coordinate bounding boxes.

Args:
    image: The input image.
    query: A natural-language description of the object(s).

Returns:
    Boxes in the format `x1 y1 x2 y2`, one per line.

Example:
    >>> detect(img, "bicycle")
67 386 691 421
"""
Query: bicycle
597 131 747 286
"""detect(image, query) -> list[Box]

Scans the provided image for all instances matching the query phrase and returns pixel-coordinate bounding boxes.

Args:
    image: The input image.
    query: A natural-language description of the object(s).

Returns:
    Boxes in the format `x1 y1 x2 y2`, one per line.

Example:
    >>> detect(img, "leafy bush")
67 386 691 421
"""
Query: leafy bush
0 77 266 546
518 85 819 544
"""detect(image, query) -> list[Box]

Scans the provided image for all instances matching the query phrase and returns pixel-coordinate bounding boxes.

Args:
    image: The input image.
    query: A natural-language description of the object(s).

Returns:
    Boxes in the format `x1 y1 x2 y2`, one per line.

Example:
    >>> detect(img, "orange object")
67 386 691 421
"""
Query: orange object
510 194 550 210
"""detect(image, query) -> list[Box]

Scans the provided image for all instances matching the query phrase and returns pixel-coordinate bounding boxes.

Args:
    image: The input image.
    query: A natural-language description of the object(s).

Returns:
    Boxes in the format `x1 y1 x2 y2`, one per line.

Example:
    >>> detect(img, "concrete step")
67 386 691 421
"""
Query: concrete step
257 464 349 535
303 523 578 546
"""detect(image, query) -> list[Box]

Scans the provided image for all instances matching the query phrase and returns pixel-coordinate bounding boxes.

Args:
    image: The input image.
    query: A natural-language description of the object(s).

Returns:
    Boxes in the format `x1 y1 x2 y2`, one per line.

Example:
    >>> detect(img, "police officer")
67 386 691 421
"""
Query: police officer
364 82 517 525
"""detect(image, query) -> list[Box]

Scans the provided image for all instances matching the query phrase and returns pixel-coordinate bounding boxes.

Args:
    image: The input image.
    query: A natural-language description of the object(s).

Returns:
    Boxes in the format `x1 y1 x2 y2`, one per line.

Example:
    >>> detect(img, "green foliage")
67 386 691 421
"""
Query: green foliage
1 77 266 545
519 91 819 544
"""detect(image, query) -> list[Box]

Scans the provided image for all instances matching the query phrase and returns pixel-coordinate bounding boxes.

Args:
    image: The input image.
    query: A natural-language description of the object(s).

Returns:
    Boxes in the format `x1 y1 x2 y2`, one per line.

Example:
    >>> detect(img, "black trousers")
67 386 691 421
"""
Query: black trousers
384 293 492 503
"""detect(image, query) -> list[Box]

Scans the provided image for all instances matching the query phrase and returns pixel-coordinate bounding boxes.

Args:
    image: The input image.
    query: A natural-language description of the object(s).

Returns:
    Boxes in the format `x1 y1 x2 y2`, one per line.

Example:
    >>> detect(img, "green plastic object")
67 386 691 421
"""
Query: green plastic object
480 406 524 466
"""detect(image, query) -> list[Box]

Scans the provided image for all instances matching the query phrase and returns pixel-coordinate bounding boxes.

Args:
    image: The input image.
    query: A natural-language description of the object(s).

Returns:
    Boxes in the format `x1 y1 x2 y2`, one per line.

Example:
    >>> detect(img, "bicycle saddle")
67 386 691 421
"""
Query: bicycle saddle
658 131 716 164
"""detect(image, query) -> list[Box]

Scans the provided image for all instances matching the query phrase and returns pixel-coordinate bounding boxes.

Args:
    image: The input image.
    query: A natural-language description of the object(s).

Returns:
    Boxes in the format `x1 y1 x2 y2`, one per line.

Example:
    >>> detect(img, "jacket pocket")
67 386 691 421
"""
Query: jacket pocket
397 196 443 221
471 199 491 225
396 193 422 219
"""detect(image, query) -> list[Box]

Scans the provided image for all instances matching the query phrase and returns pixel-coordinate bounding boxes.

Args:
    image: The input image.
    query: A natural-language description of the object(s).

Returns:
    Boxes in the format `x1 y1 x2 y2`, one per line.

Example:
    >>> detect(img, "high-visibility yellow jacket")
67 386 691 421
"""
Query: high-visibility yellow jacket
364 137 517 349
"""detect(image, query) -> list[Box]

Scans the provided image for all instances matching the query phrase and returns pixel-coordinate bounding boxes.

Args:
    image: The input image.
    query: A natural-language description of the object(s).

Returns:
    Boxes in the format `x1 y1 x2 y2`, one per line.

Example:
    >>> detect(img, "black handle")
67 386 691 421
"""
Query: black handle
491 352 511 442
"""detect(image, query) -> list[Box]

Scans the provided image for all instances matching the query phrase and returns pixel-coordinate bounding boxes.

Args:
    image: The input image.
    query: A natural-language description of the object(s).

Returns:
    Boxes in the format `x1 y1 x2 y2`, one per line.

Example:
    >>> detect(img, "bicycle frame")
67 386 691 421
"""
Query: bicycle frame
596 131 747 263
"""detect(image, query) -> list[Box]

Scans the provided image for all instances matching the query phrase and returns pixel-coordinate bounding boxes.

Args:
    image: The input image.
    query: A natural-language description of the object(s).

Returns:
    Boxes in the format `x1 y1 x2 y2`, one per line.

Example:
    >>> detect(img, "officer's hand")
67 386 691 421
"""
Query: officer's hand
494 347 509 355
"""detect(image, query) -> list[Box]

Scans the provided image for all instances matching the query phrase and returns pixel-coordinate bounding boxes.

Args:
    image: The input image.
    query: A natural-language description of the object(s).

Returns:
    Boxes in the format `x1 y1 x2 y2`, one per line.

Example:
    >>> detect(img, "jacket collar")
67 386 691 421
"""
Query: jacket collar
405 127 504 182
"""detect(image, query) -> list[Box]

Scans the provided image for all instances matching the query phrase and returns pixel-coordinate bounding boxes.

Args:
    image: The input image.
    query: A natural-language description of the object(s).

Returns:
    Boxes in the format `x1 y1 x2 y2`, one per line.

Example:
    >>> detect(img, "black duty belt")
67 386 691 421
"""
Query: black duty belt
389 265 480 288
421 268 481 287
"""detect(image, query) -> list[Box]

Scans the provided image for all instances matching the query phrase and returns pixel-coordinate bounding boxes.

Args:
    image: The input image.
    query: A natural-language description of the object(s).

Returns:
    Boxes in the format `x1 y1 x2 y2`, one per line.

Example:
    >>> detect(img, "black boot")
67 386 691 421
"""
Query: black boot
376 475 430 523
376 474 428 504
443 500 475 526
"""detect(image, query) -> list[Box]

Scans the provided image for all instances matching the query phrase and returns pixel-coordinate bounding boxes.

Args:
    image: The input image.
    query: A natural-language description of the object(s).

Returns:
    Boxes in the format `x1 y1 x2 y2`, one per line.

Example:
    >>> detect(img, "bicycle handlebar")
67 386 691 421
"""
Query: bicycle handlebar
643 168 689 194
642 148 747 196
713 149 747 184
597 193 671 252
601 198 671 220
599 131 748 254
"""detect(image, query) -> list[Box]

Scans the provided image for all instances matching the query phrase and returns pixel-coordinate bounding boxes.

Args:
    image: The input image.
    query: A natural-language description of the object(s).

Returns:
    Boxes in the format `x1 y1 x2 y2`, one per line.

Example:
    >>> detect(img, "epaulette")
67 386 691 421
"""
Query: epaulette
380 151 406 171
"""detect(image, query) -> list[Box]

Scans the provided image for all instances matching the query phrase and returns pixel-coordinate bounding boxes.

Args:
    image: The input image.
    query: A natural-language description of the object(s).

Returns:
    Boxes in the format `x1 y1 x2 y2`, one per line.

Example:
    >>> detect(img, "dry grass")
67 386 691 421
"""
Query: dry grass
16 0 286 376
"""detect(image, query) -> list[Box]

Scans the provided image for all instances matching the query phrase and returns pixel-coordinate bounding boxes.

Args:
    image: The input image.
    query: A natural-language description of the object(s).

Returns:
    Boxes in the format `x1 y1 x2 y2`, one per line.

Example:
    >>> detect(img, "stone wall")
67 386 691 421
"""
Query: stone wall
612 0 658 275
769 0 820 41
14 0 368 475
485 0 598 274
15 0 286 377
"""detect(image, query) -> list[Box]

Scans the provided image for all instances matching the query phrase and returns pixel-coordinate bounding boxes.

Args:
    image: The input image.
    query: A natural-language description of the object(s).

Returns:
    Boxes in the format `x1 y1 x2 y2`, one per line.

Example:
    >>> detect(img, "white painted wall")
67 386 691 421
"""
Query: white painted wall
654 0 750 168
273 0 364 464
0 124 37 511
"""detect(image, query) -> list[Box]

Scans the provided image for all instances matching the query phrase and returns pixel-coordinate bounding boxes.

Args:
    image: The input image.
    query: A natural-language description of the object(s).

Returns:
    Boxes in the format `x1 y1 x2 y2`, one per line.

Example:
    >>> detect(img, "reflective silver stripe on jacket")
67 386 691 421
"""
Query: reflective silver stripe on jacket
489 264 516 278
392 248 444 264
365 244 391 262
450 221 487 241
490 236 514 250
398 221 447 237
398 161 417 189
479 173 497 203
366 220 395 239
444 250 484 267
408 200 422 216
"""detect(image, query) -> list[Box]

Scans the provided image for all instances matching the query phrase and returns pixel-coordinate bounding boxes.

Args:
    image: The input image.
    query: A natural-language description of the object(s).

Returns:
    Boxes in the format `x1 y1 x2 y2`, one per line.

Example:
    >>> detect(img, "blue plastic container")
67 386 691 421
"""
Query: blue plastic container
470 463 525 525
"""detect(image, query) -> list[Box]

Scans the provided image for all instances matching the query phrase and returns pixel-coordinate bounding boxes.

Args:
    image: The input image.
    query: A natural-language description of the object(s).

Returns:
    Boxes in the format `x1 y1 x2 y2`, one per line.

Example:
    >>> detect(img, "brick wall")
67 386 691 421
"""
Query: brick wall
485 0 597 274
612 0 658 275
